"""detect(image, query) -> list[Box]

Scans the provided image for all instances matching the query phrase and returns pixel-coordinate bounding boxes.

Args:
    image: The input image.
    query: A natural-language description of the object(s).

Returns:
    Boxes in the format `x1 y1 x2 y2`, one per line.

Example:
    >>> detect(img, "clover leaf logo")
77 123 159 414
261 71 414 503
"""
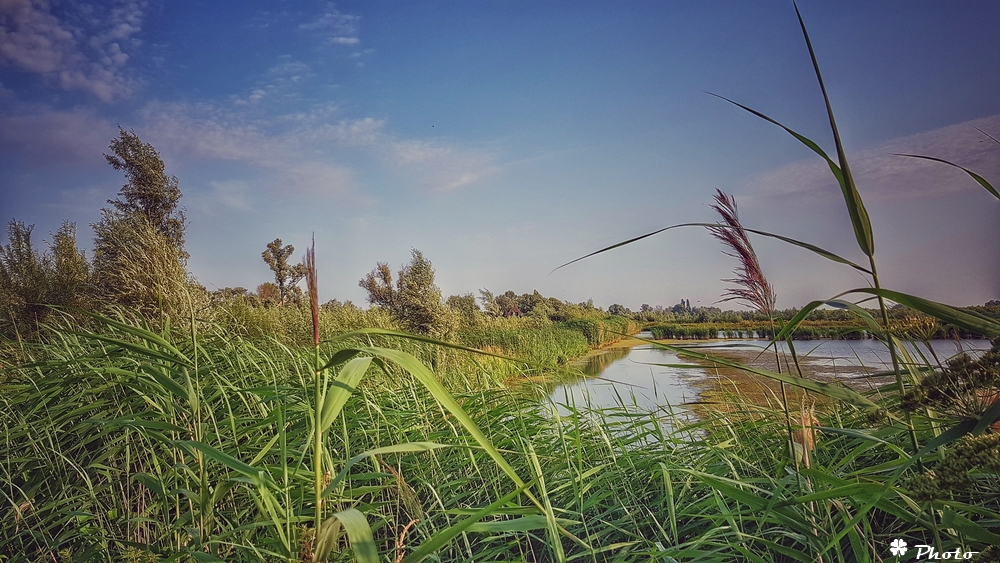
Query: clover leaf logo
890 539 908 556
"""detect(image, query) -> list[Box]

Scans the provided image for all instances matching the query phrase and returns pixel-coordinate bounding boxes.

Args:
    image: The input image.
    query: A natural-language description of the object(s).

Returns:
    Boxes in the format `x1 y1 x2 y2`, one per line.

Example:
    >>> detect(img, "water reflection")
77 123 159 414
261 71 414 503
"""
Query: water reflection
549 337 992 416
575 346 632 376
550 344 701 420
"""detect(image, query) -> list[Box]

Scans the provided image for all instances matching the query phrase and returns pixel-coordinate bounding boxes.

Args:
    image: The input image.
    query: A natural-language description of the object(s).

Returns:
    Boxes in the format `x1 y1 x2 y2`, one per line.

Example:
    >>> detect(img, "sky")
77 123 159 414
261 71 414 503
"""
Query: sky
1 0 998 311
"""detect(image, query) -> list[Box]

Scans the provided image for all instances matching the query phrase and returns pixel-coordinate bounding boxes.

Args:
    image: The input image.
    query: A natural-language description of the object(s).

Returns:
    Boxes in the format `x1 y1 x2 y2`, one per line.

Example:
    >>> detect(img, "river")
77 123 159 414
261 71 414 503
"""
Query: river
548 333 993 414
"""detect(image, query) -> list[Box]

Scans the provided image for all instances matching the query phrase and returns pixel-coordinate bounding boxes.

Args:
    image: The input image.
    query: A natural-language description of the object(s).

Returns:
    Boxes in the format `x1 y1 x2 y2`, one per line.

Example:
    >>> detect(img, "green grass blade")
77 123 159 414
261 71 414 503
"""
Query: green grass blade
328 507 379 563
894 153 1000 200
322 442 448 498
843 288 1000 338
794 1 874 257
318 356 372 433
941 508 1000 544
403 480 535 563
177 440 267 487
552 222 871 274
355 347 530 494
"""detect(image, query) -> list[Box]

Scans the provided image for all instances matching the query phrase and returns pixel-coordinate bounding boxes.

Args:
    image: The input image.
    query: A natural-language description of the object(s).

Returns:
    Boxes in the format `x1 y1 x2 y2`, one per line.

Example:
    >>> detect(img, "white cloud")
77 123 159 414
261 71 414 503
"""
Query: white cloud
0 0 144 101
138 102 360 201
389 139 497 192
187 181 254 214
300 3 360 47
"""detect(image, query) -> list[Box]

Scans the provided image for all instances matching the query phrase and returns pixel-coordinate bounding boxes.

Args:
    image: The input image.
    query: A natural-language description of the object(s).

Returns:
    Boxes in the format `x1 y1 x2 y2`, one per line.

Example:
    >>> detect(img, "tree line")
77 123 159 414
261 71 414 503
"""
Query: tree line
5 129 995 340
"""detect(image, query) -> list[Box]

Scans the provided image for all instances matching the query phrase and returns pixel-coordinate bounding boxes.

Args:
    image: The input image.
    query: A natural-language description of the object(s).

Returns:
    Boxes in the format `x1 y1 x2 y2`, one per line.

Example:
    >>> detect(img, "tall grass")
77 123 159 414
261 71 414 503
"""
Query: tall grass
6 321 996 561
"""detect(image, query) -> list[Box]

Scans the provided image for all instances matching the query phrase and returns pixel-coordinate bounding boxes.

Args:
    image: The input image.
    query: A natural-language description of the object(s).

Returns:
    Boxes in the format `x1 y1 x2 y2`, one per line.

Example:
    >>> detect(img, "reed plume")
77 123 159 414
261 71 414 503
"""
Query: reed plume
708 188 777 314
305 234 319 346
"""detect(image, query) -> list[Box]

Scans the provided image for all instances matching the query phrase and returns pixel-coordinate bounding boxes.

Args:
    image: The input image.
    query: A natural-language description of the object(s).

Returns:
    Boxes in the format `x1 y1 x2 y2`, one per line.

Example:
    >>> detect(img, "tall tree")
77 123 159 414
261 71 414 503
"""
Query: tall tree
262 239 306 304
92 128 189 317
0 220 90 334
359 262 395 309
104 127 186 257
359 249 453 336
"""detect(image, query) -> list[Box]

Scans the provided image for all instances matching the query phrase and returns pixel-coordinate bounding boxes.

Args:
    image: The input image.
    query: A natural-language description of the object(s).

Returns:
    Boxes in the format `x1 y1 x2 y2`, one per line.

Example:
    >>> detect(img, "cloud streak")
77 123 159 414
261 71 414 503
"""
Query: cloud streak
743 115 1000 204
300 3 360 47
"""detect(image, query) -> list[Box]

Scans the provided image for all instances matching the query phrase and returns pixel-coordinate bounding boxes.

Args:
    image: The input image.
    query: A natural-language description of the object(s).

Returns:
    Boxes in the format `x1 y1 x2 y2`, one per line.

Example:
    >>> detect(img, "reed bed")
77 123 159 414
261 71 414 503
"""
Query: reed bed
2 314 998 561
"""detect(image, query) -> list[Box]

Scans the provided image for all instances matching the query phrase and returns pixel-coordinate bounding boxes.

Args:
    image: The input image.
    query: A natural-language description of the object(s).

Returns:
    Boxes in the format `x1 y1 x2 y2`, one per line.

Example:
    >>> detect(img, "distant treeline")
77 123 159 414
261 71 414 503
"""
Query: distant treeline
647 316 996 341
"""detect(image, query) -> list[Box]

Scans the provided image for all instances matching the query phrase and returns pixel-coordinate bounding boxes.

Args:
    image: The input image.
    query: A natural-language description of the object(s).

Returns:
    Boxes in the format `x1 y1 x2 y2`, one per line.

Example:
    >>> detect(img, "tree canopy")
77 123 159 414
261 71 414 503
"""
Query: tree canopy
104 126 186 256
262 239 306 305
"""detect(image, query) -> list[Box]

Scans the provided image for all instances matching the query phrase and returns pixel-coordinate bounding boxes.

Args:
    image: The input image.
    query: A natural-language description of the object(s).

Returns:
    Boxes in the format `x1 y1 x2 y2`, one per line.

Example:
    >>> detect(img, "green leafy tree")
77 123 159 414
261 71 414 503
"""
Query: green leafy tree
608 303 630 316
261 239 306 305
359 262 395 310
0 220 90 334
91 211 188 318
105 127 186 256
92 129 189 317
446 293 481 329
256 282 281 305
360 249 454 336
0 221 49 330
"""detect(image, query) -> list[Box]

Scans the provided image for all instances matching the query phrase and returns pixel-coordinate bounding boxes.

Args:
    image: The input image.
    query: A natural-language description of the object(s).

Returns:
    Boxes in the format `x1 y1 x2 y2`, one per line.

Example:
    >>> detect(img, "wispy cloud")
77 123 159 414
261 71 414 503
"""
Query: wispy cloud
0 0 144 101
0 107 116 164
743 115 1000 204
187 181 254 214
388 139 497 192
300 3 360 46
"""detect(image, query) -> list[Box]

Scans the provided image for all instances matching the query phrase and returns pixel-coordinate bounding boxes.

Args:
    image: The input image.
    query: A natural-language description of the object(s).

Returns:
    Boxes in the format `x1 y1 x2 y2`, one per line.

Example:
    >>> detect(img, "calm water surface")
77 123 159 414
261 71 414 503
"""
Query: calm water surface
549 334 991 414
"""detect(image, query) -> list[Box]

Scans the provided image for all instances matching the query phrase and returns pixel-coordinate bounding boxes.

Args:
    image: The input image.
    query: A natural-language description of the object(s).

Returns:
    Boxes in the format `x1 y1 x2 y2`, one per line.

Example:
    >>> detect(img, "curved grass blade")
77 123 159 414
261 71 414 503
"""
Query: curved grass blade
894 153 1000 200
353 346 530 495
322 442 448 498
650 340 881 412
941 508 1000 545
794 1 874 258
551 222 871 274
177 440 269 487
318 356 372 433
775 299 882 343
324 328 540 369
317 507 378 563
403 479 535 563
841 288 1000 338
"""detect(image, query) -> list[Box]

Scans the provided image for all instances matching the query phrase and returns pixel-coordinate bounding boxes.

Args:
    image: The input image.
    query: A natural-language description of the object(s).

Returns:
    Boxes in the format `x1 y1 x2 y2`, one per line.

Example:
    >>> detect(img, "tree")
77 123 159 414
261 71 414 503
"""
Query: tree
104 127 186 257
608 303 629 316
446 293 481 329
93 129 189 317
0 220 90 334
256 282 281 305
359 262 395 310
359 249 453 336
47 221 90 310
261 239 306 305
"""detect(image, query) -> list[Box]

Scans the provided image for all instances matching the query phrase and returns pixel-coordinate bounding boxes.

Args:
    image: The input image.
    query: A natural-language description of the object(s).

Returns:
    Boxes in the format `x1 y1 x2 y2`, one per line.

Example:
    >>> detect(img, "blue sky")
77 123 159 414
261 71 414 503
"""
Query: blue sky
1 1 998 310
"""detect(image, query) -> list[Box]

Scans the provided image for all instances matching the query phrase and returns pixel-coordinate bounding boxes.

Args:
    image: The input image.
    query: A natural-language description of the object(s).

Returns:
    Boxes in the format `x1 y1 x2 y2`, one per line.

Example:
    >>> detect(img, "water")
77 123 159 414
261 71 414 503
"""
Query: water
548 334 992 415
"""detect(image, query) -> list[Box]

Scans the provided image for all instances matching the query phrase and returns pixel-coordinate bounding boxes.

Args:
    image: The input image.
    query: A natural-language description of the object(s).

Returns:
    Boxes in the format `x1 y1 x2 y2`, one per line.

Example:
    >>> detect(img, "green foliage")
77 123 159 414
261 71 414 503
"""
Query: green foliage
446 292 481 330
261 238 306 304
0 220 90 335
562 316 639 346
90 211 190 319
92 129 190 320
360 249 455 337
104 127 186 256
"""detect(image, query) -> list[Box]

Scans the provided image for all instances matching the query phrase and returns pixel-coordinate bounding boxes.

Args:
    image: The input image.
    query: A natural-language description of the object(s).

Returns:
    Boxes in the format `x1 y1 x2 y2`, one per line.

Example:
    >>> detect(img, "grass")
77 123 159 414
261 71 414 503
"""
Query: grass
4 315 997 561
